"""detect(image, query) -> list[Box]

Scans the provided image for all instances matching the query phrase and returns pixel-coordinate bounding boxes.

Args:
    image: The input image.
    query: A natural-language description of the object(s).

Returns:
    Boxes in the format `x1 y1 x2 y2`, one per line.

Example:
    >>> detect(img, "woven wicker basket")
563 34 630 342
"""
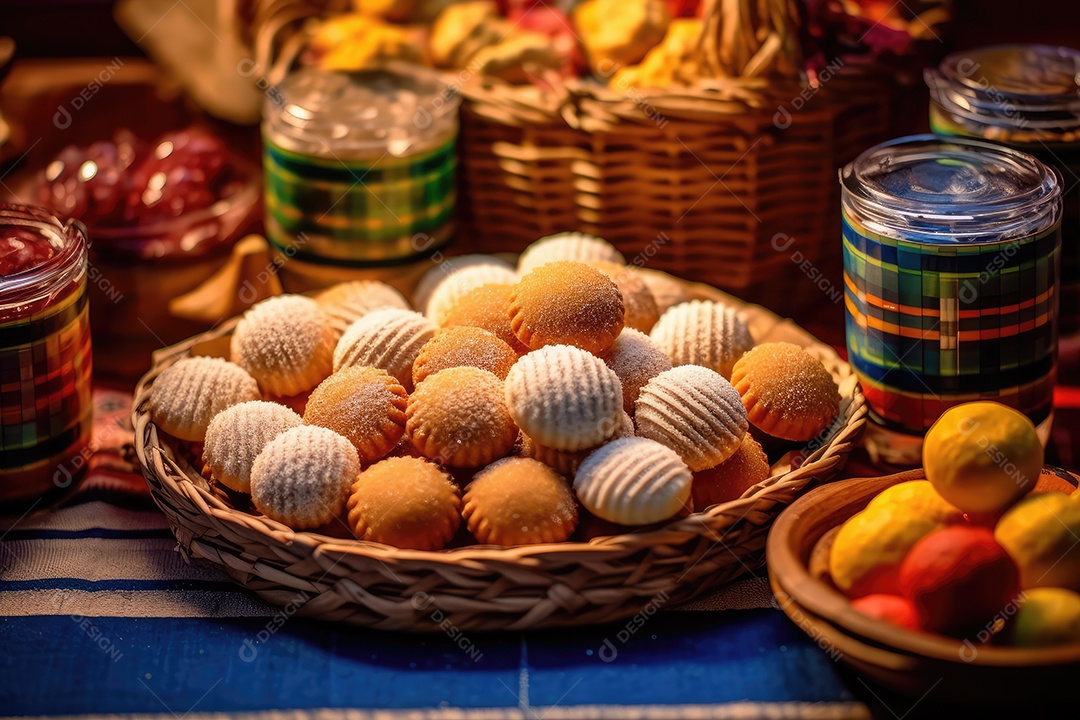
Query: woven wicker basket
133 272 867 632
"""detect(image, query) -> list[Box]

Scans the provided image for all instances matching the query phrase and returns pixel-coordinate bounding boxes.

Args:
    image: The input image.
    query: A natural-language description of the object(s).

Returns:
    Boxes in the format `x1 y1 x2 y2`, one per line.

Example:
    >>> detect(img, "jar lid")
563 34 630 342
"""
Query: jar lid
840 134 1062 244
266 65 459 160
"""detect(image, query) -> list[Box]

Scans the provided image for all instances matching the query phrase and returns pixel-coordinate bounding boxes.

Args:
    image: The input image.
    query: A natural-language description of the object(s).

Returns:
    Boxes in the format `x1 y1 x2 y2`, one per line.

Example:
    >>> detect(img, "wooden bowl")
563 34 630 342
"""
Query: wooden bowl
766 467 1080 705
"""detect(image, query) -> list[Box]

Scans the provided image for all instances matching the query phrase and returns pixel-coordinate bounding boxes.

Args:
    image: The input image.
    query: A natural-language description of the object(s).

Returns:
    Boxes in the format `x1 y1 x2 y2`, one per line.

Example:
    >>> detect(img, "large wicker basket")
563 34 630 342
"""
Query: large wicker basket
133 273 866 632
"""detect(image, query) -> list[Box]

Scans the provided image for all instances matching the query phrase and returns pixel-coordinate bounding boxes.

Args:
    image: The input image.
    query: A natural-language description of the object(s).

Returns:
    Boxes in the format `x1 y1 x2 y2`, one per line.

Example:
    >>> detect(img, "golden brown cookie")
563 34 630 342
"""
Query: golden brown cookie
691 434 770 510
730 342 840 442
316 280 411 335
588 261 660 333
517 232 626 275
426 263 518 325
634 365 747 471
574 437 693 525
347 456 461 550
509 261 625 355
406 366 518 467
518 410 634 476
204 400 303 493
649 300 754 379
303 366 408 463
413 254 514 313
441 282 530 354
639 269 693 315
250 425 361 529
463 457 578 545
412 326 518 386
333 308 436 392
602 328 672 414
149 356 262 441
230 295 337 397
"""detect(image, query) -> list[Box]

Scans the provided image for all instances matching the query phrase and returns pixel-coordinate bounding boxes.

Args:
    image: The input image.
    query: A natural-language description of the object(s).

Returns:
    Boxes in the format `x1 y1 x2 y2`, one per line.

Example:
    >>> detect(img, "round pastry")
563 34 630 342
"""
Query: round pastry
412 326 518 386
230 295 337 397
303 366 408 463
413 253 514 313
574 437 693 525
639 269 693 315
602 328 672 414
315 280 411 335
730 342 840 442
346 456 461 550
508 261 625 355
519 411 634 476
441 282 530 354
691 434 770 510
634 365 747 471
505 344 623 451
517 232 625 275
249 425 360 529
203 400 303 493
588 261 660 333
463 457 578 545
406 366 518 467
333 308 436 391
650 300 754 379
425 263 518 325
148 356 262 441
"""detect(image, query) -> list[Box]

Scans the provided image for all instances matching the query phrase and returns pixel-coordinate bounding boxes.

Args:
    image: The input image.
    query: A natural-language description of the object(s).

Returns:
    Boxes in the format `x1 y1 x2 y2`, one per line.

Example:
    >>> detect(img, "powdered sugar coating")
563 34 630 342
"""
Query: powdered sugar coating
463 457 578 545
574 436 692 525
441 283 529 354
519 410 634 476
413 326 518 385
634 365 747 471
406 366 518 467
333 308 437 391
588 261 660 333
204 401 302 493
347 456 461 550
517 232 626 275
149 356 261 441
426 264 518 325
509 261 625 356
413 254 514 313
603 329 673 413
250 425 360 529
505 344 623 451
304 366 408 462
316 280 411 335
650 300 754 379
230 295 336 396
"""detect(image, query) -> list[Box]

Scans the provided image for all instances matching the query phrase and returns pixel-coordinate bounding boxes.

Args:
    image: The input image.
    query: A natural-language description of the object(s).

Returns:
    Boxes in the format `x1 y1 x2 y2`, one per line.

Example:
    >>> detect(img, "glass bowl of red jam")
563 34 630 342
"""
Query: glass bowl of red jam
0 205 92 513
28 126 260 380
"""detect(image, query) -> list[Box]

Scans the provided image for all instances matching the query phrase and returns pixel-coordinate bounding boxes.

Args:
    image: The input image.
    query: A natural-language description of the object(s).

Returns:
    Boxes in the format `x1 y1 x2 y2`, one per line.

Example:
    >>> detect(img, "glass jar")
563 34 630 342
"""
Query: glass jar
262 65 459 284
0 205 92 511
926 45 1080 334
840 136 1061 465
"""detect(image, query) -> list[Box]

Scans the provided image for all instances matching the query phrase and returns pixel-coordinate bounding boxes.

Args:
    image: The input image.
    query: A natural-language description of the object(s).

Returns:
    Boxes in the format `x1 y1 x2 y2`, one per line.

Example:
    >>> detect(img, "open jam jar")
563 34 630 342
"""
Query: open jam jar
0 205 92 511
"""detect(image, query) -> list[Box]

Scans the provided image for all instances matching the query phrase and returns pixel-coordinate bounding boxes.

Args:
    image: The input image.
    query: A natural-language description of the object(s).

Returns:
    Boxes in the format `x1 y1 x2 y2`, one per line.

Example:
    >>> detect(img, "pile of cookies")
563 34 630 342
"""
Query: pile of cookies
148 232 841 550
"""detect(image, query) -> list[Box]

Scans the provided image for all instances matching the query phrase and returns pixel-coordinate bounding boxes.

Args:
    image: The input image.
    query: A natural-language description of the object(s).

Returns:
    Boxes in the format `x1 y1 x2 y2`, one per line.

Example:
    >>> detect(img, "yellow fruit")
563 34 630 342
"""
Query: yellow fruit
923 402 1043 514
866 481 966 524
830 503 948 597
995 493 1080 591
1009 588 1080 647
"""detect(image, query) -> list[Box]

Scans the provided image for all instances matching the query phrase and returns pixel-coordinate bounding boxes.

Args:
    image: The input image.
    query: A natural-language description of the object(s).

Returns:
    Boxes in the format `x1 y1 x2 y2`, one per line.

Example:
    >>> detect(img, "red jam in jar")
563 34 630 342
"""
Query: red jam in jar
0 205 92 510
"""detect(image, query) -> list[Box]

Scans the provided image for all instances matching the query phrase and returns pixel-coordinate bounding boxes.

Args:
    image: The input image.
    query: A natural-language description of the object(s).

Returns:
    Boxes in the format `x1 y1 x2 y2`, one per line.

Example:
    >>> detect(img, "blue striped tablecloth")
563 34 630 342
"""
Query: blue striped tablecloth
0 390 874 720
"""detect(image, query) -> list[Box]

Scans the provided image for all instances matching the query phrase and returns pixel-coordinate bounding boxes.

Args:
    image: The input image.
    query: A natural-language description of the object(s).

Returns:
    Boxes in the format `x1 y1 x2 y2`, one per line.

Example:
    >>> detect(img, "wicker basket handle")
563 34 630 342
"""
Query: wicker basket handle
695 0 804 80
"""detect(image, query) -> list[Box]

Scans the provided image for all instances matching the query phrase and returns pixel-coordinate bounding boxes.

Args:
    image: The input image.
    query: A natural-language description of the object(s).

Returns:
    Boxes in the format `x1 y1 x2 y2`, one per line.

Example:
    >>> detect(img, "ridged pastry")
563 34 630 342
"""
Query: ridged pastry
230 295 336 396
303 366 408 462
412 326 518 386
316 280 410 335
441 283 529 354
463 457 578 545
509 262 625 356
574 437 693 525
650 300 754 379
602 328 672 414
519 411 634 476
413 254 514 313
149 356 261 441
333 308 436 391
730 342 840 442
347 456 461 550
691 434 770 510
588 261 660 333
203 400 302 493
249 425 360 529
406 366 518 467
505 344 623 451
425 263 518 324
517 232 626 275
634 365 747 471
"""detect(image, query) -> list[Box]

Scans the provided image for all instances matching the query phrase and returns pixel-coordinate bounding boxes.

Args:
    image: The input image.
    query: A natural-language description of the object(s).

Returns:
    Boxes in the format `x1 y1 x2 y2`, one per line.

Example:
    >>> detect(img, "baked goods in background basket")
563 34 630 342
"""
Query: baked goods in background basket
134 233 867 631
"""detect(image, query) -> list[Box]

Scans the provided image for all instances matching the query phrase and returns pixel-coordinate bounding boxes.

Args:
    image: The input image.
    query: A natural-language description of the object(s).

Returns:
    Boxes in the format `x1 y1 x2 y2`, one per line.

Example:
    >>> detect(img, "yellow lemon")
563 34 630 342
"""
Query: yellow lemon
923 402 1043 515
866 480 966 524
1009 587 1080 647
995 493 1080 591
